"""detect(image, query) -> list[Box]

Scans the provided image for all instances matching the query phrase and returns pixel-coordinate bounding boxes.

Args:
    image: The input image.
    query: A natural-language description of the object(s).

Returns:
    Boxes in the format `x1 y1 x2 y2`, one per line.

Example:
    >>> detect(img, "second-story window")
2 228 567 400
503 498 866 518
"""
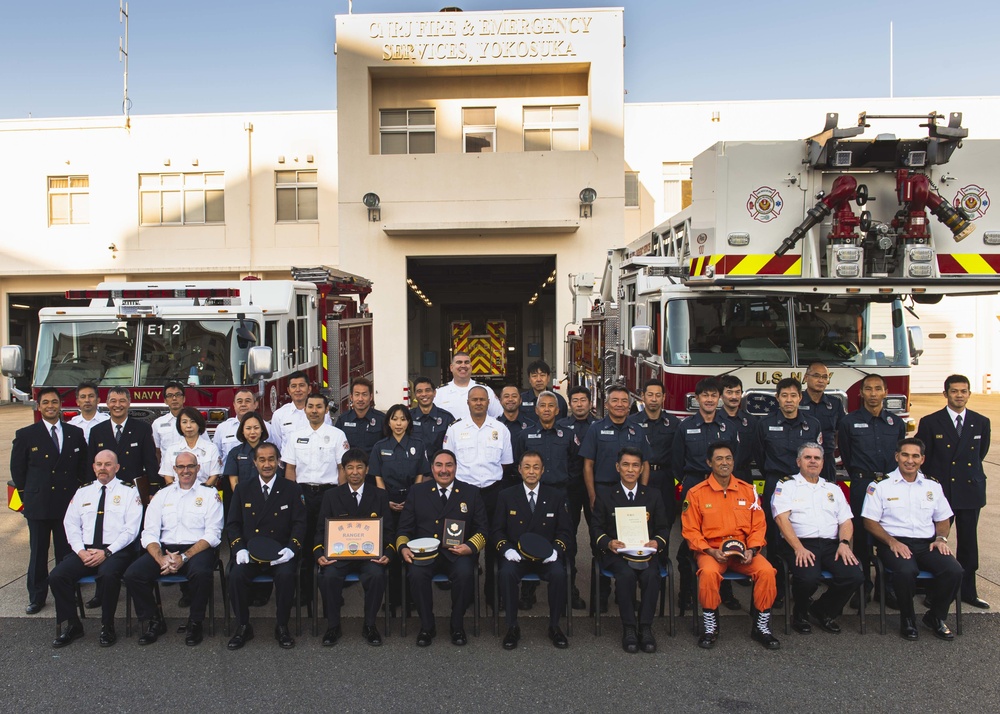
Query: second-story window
48 176 90 225
139 172 225 225
463 107 496 153
380 109 435 155
523 105 580 151
276 170 318 222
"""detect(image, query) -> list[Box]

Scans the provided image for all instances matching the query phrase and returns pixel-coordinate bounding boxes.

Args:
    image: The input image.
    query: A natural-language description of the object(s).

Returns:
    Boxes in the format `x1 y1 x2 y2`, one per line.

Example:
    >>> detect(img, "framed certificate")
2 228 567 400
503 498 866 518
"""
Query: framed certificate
614 506 649 549
324 518 383 559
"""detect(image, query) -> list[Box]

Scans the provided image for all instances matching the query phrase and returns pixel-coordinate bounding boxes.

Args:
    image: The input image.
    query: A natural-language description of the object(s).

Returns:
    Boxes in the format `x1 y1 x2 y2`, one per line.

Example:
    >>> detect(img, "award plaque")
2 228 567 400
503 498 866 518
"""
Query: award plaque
325 518 383 559
443 518 466 547
614 506 649 549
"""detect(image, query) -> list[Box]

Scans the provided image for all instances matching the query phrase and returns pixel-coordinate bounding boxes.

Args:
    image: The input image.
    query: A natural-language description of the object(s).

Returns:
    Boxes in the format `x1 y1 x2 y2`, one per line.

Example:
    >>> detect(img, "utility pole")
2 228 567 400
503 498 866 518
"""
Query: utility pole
120 1 131 127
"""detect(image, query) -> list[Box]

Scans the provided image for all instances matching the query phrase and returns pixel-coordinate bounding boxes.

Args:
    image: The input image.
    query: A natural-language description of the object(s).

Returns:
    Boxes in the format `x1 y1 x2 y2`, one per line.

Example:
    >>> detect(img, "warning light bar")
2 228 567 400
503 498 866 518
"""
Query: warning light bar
66 288 240 300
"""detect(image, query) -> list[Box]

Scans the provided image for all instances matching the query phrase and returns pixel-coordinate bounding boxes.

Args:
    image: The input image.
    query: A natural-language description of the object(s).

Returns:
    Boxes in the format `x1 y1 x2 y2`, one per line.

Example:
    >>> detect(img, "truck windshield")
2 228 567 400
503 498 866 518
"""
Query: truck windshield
34 318 257 387
663 296 908 367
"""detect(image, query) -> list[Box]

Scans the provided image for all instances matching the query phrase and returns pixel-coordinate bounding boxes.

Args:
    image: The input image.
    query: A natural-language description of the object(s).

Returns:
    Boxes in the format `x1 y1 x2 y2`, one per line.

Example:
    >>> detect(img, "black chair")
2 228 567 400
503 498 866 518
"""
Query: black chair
126 558 227 637
312 563 391 637
592 557 675 637
778 551 866 635
224 568 301 636
492 561 573 637
61 575 98 637
685 550 756 635
873 552 962 636
400 560 480 638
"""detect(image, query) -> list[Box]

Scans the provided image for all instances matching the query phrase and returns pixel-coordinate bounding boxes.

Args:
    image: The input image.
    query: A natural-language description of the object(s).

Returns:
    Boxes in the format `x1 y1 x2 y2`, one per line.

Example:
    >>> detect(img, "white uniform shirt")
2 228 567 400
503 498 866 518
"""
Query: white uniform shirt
63 477 143 555
159 435 223 483
442 416 512 488
861 468 954 539
141 482 223 548
152 413 182 452
282 423 349 485
771 472 853 539
69 412 110 441
433 381 502 422
269 402 331 452
213 416 274 464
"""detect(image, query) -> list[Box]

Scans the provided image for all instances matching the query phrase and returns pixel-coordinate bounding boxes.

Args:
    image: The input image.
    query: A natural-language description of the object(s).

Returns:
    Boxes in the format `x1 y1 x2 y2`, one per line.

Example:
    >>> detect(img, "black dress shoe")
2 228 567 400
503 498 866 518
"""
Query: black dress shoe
751 628 781 650
138 618 167 646
450 628 468 646
85 595 101 610
275 624 295 649
548 626 569 649
881 590 900 611
227 624 254 650
722 594 742 611
963 596 990 609
571 591 587 610
99 624 117 647
850 589 872 610
250 595 269 607
621 625 639 654
698 631 718 649
416 628 435 647
772 595 785 610
922 612 955 640
638 625 657 653
363 625 382 646
791 615 812 635
677 593 693 617
177 595 191 608
25 601 45 615
52 621 84 648
899 617 918 641
322 626 342 646
517 594 534 611
502 625 520 650
184 621 203 647
809 604 841 634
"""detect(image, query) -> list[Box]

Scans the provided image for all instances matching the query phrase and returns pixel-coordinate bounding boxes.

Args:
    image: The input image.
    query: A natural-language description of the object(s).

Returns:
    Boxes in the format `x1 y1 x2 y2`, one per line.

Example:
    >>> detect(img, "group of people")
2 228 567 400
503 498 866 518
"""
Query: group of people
9 352 989 653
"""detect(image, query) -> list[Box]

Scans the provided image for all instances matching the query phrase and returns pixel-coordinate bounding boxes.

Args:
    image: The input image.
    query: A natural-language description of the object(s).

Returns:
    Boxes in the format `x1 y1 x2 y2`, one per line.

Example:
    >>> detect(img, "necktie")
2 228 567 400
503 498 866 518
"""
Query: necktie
51 425 59 451
528 491 536 513
93 485 106 547
115 424 123 443
354 490 361 505
440 487 448 506
628 491 635 503
262 483 270 499
956 415 964 436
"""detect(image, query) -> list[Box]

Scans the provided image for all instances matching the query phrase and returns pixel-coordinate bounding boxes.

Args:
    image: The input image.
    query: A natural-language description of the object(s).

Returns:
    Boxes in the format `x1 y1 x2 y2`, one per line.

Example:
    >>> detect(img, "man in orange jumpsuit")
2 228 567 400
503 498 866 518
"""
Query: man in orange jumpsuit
682 441 779 650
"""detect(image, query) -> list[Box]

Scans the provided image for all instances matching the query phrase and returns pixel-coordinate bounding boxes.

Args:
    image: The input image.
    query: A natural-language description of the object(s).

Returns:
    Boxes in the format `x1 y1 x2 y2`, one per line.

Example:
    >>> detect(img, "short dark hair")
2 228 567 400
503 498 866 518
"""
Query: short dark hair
350 376 373 394
641 379 665 394
944 374 970 392
175 406 206 435
342 447 369 468
567 385 591 401
519 449 545 466
253 442 280 460
527 360 551 376
707 440 734 460
163 381 186 397
234 387 257 400
896 437 925 456
236 411 269 444
288 370 310 385
37 386 61 401
501 383 522 394
694 378 721 395
382 404 412 437
775 377 802 395
606 385 630 399
413 376 436 391
430 448 457 464
107 386 130 400
617 446 645 463
306 392 330 408
861 373 887 390
75 381 99 396
718 375 744 391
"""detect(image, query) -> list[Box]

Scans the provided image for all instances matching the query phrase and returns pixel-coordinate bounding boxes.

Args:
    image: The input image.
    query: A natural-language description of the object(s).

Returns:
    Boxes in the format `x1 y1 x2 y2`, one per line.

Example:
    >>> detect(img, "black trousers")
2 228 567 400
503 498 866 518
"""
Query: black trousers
318 560 386 628
26 517 70 603
299 485 336 603
953 508 981 599
230 559 297 627
600 553 659 627
877 537 963 621
676 474 706 598
762 474 785 596
849 476 875 589
49 547 135 625
408 555 476 632
479 481 502 604
124 547 215 623
785 538 864 619
565 478 593 588
499 557 567 628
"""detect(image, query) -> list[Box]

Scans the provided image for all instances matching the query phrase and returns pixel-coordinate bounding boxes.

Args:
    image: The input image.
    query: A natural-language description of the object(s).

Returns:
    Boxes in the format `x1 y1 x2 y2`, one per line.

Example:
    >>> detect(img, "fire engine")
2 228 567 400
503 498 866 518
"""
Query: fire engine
568 112 1000 457
1 266 373 428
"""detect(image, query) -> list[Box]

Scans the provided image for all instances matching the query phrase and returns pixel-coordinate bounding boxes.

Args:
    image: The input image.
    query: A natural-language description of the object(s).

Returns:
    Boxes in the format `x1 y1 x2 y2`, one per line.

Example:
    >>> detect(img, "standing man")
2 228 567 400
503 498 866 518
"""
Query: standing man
227 442 307 650
88 386 160 491
151 381 186 460
498 384 534 488
397 449 489 647
214 388 268 465
433 351 502 421
68 381 109 441
626 380 677 498
492 450 572 650
124 451 223 647
799 362 845 483
591 447 671 654
838 373 906 606
443 385 513 609
10 387 90 614
559 385 597 610
314 449 394 647
718 375 757 482
863 438 964 640
682 442 780 650
336 377 386 457
772 443 863 634
519 360 568 421
915 374 991 609
270 371 330 452
49 450 142 648
410 376 455 455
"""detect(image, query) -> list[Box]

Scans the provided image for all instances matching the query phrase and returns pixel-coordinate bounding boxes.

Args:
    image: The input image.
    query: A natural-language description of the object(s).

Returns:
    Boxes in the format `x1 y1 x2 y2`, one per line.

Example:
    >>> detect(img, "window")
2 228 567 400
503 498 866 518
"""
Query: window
625 172 639 208
264 320 279 372
380 109 435 155
48 176 90 225
523 105 580 151
276 170 317 222
139 172 225 225
662 162 693 215
295 294 309 365
463 107 496 153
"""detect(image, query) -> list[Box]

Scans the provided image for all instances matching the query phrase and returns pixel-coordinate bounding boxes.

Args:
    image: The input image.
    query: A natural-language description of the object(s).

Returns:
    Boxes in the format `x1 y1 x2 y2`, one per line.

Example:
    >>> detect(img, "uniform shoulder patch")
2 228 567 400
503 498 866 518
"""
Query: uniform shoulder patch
123 481 135 488
873 474 889 483
924 475 940 483
682 500 689 512
779 475 794 483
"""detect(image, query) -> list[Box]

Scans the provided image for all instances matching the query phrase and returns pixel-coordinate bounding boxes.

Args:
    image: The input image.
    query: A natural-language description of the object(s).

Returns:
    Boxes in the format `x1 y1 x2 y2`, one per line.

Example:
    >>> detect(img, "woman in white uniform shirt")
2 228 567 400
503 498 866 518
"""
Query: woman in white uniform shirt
159 406 222 487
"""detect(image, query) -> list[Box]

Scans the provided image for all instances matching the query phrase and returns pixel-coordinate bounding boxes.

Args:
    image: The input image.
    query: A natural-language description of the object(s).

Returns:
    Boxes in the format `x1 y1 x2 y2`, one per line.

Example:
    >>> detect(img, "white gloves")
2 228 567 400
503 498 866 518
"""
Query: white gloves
235 549 250 565
270 547 294 566
543 551 558 564
504 550 522 562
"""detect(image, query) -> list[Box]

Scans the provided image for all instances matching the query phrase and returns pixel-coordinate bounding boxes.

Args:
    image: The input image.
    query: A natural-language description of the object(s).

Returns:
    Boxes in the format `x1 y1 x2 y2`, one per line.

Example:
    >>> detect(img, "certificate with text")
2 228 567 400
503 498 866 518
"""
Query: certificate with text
614 506 649 549
325 518 383 559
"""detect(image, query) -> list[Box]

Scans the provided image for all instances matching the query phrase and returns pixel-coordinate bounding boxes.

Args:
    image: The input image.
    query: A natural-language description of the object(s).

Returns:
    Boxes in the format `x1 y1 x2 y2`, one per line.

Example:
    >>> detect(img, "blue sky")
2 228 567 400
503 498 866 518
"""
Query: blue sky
2 0 998 119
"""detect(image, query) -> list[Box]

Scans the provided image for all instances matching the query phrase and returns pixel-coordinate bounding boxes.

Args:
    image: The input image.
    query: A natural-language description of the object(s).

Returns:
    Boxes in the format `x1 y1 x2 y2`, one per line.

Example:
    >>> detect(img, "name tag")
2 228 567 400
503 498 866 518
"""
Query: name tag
687 428 701 435
600 430 615 435
297 438 310 444
509 510 517 515
460 433 472 440
380 449 393 456
852 423 869 429
546 512 554 517
83 502 92 507
974 435 982 440
160 424 172 430
74 447 80 452
887 497 899 501
280 504 289 510
738 500 746 506
413 421 422 427
769 426 783 432
528 434 542 439
343 422 356 427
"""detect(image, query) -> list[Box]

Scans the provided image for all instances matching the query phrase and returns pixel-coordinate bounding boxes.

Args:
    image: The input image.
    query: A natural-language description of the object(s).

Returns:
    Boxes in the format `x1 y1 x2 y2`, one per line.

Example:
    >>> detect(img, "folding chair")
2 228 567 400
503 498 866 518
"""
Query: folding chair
400 560 480 638
779 552 866 635
592 557 675 637
312 563 391 637
688 551 755 636
874 555 962 636
492 560 573 637
224 568 301 636
125 557 227 637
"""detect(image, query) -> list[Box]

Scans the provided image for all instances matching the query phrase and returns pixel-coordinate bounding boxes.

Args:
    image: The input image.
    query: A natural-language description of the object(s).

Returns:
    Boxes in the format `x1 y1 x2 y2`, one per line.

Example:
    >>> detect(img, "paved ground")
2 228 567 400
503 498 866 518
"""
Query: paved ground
2 395 1000 712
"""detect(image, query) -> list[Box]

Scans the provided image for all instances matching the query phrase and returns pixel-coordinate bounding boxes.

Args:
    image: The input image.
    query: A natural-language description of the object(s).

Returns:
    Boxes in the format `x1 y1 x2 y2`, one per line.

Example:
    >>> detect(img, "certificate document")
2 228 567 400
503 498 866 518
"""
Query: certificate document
614 506 649 548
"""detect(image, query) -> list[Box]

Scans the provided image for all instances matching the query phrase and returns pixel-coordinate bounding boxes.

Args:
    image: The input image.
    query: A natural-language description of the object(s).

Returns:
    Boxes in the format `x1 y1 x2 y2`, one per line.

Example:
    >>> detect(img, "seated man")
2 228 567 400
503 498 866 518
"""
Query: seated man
397 449 488 647
862 437 964 640
50 450 143 648
682 441 779 650
226 443 306 650
591 447 671 654
123 451 223 646
772 443 863 635
492 450 573 650
314 448 394 647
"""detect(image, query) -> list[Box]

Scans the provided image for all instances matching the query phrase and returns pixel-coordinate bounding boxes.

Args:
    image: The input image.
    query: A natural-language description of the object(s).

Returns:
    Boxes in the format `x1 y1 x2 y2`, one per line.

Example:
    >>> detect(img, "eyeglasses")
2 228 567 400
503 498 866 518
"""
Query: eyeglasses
174 464 199 471
806 373 831 380
165 392 185 399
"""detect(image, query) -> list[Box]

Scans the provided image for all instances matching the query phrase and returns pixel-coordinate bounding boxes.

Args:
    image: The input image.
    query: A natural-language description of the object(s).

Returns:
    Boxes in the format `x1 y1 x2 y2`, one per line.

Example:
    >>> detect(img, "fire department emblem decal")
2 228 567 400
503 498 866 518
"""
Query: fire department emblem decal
953 184 990 220
747 186 783 223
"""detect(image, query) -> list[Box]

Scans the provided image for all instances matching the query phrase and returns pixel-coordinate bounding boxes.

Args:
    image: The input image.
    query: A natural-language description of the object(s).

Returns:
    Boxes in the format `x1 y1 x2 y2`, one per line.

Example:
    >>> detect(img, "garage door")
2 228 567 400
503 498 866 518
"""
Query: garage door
909 296 979 393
